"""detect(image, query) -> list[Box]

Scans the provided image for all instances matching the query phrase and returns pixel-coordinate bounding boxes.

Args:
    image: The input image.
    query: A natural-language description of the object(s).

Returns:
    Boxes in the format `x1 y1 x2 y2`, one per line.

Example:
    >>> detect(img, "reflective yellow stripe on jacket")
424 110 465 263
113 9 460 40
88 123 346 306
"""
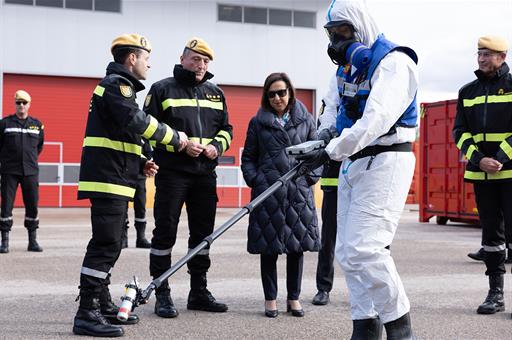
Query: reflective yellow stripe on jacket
161 98 224 111
83 136 141 155
463 94 512 107
214 130 232 154
464 169 512 181
320 178 339 186
78 181 136 198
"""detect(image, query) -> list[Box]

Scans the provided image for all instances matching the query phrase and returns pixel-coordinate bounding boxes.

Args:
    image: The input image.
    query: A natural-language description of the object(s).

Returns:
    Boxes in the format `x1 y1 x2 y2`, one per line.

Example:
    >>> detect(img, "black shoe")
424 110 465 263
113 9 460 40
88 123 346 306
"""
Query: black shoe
468 248 485 261
73 308 124 337
477 274 505 314
312 290 330 305
155 292 179 318
286 301 304 317
135 237 151 249
264 309 279 318
101 300 139 325
351 318 382 340
187 289 228 313
384 313 413 340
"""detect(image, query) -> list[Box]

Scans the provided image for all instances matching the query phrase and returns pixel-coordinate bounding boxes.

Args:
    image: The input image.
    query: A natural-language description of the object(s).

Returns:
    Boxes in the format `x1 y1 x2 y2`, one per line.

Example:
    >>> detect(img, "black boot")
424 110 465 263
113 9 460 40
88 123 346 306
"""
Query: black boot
384 313 413 340
154 288 179 318
73 290 124 337
135 223 150 248
477 274 505 314
468 248 485 261
187 273 228 312
0 231 9 254
100 287 139 325
27 229 43 252
351 318 382 340
121 227 128 249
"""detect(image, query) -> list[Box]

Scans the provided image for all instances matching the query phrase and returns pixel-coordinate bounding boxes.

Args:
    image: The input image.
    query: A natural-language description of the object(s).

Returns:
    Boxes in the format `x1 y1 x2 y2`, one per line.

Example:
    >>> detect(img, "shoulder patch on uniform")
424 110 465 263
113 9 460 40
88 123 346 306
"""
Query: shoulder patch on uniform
206 93 221 102
120 85 133 98
144 94 152 107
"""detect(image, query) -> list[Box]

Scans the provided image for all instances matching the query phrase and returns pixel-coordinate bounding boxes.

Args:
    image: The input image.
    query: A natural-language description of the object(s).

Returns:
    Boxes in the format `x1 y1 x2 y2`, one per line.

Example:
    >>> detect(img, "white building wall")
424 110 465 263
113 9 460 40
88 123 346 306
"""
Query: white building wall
0 0 335 113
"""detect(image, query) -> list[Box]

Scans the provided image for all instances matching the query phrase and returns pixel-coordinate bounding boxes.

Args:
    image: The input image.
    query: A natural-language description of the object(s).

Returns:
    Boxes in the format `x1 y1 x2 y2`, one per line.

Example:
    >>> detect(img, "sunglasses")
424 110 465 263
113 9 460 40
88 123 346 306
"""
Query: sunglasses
15 101 28 105
268 88 288 98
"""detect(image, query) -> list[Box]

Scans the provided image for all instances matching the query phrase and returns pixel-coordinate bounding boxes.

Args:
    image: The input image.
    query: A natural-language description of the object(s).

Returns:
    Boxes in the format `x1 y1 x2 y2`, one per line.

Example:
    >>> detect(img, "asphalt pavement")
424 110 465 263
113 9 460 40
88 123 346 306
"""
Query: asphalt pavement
0 206 510 340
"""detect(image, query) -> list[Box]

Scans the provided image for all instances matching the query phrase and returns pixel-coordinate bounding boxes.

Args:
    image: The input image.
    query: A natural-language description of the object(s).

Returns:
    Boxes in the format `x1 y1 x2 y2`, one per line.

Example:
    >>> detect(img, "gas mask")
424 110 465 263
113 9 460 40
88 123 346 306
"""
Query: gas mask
325 23 372 69
327 36 358 65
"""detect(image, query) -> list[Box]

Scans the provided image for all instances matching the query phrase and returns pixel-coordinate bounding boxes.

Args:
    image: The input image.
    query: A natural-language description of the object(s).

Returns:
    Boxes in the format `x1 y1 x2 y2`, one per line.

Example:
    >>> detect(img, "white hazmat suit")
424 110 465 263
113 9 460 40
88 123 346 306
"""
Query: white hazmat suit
319 0 418 324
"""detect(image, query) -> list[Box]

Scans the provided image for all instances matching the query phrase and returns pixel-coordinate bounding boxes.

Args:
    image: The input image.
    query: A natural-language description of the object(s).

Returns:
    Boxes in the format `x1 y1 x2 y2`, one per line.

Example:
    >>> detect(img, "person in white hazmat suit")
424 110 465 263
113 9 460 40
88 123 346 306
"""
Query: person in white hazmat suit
296 1 417 339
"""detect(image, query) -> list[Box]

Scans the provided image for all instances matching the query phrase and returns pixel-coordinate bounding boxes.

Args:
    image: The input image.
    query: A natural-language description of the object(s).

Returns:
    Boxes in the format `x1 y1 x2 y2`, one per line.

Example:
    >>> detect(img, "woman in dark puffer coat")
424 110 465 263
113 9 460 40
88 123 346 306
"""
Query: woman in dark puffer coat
241 72 320 318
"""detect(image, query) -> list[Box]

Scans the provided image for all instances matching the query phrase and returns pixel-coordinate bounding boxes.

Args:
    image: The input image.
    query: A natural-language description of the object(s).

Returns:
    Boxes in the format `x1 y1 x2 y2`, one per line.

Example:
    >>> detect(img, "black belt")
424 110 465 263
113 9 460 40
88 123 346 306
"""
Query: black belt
349 142 413 161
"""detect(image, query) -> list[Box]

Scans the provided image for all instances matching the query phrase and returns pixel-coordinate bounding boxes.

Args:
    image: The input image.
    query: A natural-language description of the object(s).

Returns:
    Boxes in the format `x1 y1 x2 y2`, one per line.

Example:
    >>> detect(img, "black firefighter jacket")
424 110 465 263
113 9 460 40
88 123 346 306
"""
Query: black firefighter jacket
453 62 512 182
241 100 321 255
78 62 182 201
0 114 44 176
144 64 233 176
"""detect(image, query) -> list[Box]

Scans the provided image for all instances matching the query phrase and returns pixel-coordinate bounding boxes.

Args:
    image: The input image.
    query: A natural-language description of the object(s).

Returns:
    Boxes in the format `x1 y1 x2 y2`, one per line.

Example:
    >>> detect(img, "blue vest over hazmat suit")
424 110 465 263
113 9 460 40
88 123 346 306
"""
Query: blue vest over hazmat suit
336 34 418 135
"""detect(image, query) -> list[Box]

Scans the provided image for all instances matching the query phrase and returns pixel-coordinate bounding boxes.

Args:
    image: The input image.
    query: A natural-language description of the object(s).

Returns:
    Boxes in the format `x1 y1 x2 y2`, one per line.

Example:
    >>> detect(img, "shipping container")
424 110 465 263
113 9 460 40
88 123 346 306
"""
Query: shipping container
419 100 479 225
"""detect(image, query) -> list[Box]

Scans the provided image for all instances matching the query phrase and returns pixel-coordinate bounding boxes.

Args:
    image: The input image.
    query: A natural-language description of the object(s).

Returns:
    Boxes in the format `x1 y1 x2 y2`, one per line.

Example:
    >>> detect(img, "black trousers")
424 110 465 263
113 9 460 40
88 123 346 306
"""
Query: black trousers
473 181 512 276
79 198 127 293
150 171 217 282
0 174 39 232
316 189 337 292
126 177 147 228
260 253 304 301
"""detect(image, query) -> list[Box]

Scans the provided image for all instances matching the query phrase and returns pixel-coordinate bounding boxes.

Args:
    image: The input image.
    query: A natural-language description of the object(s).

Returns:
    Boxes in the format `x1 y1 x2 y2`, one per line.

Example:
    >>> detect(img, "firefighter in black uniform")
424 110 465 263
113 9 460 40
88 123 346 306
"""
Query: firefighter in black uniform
453 35 512 317
311 100 340 306
0 90 44 254
144 37 233 318
121 138 152 249
312 162 340 306
72 34 187 338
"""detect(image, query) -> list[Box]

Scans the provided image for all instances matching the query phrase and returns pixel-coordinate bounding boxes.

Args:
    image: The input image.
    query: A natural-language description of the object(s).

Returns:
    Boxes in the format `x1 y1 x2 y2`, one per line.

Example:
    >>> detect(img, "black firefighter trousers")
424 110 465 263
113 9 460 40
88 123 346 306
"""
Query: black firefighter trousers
79 198 127 294
473 181 512 276
315 189 338 293
0 174 39 232
150 171 217 289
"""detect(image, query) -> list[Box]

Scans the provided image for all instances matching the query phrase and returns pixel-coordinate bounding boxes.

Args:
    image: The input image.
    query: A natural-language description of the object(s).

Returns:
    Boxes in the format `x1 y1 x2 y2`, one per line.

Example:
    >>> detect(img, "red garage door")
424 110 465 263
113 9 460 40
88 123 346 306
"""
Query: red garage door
217 85 315 207
2 73 100 207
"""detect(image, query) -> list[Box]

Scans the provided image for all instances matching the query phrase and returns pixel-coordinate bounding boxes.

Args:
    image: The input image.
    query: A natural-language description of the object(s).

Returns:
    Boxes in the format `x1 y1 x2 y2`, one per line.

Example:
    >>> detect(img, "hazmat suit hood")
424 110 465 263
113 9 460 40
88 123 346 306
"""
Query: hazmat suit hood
326 0 380 47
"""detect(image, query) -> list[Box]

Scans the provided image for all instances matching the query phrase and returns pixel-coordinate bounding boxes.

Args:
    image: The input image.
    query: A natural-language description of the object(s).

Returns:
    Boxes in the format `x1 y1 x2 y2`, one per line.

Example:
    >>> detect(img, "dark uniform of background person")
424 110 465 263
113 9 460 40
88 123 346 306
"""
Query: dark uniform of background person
144 37 233 318
121 138 153 249
72 34 187 338
0 90 44 254
453 35 512 317
312 100 341 306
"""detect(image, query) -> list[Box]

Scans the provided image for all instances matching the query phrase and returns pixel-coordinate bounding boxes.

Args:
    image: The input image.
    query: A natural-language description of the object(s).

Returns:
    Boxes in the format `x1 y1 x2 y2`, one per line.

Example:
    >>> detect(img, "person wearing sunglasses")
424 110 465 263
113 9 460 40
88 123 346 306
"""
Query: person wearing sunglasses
241 72 320 318
296 0 418 338
0 90 44 255
453 35 512 318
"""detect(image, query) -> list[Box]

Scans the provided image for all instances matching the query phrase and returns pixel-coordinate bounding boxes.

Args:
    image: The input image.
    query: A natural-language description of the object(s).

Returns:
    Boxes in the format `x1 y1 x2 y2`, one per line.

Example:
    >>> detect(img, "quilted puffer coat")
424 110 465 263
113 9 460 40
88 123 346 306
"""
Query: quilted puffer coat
241 100 321 255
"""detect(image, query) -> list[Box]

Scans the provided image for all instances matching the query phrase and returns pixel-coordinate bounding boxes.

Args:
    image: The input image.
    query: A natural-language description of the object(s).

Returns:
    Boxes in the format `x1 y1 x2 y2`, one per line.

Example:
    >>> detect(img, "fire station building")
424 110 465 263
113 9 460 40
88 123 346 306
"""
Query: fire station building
0 0 331 207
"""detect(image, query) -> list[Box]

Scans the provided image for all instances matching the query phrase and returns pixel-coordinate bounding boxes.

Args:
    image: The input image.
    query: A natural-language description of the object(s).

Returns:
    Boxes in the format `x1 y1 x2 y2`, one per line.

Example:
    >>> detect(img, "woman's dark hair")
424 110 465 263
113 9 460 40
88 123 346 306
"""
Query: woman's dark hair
261 72 296 113
112 47 143 64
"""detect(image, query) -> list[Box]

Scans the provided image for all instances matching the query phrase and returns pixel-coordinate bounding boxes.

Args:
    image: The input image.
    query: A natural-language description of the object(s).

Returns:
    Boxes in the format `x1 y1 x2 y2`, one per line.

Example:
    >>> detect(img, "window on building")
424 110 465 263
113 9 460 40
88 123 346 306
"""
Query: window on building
4 0 121 12
5 0 33 4
218 3 315 29
218 4 242 23
293 10 316 28
269 8 292 26
94 0 120 12
244 6 267 25
36 0 62 7
66 0 92 10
